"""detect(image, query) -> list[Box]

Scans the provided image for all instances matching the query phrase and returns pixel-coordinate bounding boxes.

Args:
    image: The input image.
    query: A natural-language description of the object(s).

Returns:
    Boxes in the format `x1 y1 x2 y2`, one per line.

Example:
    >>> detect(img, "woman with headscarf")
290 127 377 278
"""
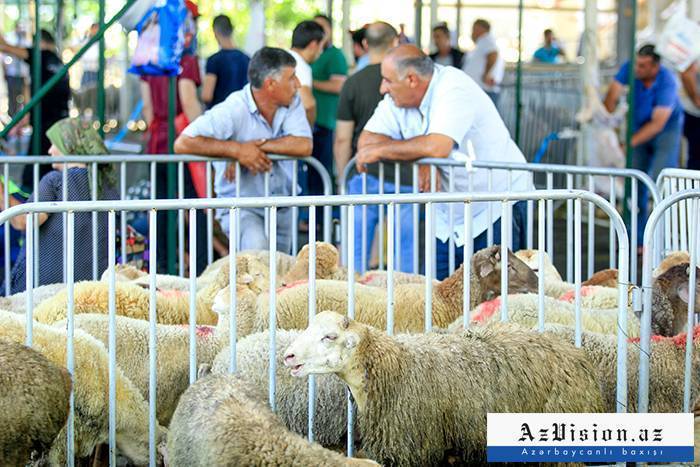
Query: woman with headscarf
0 118 118 293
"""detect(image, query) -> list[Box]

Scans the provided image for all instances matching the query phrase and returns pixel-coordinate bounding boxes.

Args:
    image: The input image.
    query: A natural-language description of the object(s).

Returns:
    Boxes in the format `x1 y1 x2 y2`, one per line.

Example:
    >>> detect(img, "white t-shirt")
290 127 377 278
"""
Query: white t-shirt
680 61 700 117
463 32 504 93
288 49 313 88
364 65 530 245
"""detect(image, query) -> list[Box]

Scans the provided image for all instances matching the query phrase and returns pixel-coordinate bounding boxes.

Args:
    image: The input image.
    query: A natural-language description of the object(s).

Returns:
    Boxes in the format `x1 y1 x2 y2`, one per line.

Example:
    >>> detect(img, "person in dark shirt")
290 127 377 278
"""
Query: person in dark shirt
335 22 418 274
429 23 464 68
201 15 250 109
0 29 71 191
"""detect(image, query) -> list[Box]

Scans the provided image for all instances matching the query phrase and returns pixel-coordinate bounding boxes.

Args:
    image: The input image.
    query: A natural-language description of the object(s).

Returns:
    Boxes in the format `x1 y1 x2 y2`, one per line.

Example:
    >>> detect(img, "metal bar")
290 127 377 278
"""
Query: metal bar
292 160 298 254
228 208 237 373
546 172 554 260
92 163 99 280
264 172 270 235
307 207 317 440
631 178 638 285
609 176 616 269
63 165 68 283
207 163 213 264
378 164 384 270
32 0 41 155
361 173 367 273
268 207 278 410
574 198 582 347
148 209 158 464
387 202 395 335
107 211 117 465
120 162 127 264
462 202 472 329
487 171 493 246
189 209 197 384
448 166 455 275
179 163 185 277
66 211 76 465
412 164 419 274
3 164 9 295
538 199 545 332
566 173 573 282
500 202 509 322
167 77 177 275
395 164 402 272
33 164 39 283
0 0 140 139
97 0 106 136
424 201 433 331
684 199 698 412
25 213 34 345
587 175 595 279
346 202 356 457
235 163 241 251
515 0 524 145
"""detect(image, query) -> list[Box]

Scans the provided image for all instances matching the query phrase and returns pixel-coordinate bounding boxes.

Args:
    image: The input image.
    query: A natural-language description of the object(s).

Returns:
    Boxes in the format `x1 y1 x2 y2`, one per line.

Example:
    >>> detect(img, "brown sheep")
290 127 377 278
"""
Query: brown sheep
0 339 72 465
582 268 618 288
281 242 354 285
166 374 378 466
252 245 539 334
654 250 690 278
283 311 604 466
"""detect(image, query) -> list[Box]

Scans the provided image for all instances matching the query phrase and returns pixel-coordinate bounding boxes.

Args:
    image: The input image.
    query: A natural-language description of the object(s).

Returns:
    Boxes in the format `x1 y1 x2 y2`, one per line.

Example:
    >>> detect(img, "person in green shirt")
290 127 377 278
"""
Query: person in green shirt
298 14 348 233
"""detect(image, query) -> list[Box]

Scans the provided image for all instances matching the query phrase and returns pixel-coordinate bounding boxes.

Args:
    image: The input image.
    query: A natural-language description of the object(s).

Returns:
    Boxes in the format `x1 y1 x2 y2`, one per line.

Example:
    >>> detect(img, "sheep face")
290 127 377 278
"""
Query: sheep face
473 246 538 299
662 264 700 335
281 242 340 285
283 311 359 378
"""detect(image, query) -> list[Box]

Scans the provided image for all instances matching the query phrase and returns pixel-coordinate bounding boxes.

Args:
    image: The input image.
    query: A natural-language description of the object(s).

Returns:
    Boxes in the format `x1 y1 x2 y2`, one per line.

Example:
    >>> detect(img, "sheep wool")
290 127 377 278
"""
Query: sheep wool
542 324 700 414
0 311 163 465
211 329 350 448
0 283 67 314
582 268 618 288
0 339 72 465
281 242 352 285
284 312 604 466
167 374 378 466
514 249 563 281
654 250 689 278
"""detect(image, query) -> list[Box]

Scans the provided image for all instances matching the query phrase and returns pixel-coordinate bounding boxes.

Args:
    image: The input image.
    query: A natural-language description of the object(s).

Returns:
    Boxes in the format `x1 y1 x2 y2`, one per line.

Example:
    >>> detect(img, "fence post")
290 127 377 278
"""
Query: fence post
515 0 524 146
167 76 177 275
32 0 42 155
97 0 106 137
623 0 637 237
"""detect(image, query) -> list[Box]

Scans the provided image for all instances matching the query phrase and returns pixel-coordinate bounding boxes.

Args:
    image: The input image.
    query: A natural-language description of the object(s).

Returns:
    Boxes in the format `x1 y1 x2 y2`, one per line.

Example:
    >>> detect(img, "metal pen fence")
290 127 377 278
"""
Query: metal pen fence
0 188 630 465
638 189 700 417
339 156 657 287
657 168 700 256
0 154 332 295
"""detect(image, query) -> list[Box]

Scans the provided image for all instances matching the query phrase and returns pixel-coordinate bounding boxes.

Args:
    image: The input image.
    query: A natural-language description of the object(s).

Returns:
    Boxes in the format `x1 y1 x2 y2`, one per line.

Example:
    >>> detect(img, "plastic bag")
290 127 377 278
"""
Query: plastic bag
657 9 700 72
128 0 187 77
119 0 157 31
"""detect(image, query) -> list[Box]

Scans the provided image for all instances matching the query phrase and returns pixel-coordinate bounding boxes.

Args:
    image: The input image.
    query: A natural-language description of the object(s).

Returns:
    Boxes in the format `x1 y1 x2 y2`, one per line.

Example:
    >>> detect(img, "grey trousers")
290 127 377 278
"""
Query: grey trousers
219 207 293 254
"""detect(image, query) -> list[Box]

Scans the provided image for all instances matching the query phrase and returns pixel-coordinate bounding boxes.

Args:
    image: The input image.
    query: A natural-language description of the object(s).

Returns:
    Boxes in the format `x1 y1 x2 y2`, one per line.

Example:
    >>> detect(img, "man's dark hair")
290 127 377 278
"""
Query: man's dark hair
544 28 553 36
213 15 233 37
351 27 366 46
248 47 296 89
473 19 491 31
432 23 450 36
314 14 332 28
638 44 660 63
40 29 55 44
292 20 325 49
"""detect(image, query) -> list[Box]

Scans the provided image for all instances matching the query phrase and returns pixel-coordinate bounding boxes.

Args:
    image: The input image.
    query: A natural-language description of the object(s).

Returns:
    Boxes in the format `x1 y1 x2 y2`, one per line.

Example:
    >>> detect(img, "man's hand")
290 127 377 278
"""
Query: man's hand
482 74 496 87
235 139 271 175
355 144 383 173
224 162 236 182
418 165 441 192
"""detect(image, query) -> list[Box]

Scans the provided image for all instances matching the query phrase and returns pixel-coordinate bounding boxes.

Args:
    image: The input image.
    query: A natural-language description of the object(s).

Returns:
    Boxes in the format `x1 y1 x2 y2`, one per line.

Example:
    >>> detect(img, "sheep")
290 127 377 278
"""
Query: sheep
211 329 350 448
356 270 431 288
0 339 72 465
451 293 643 337
514 249 562 281
100 263 192 291
166 373 378 466
0 283 67 314
654 250 689 278
282 311 604 466
254 245 539 335
51 282 263 426
281 242 353 285
0 311 163 465
33 253 273 326
582 268 618 287
542 324 700 414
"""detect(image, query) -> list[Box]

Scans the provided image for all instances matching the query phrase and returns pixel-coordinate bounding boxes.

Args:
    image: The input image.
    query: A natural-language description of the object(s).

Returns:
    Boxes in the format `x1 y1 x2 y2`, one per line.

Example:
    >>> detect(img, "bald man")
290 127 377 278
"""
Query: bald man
356 45 530 280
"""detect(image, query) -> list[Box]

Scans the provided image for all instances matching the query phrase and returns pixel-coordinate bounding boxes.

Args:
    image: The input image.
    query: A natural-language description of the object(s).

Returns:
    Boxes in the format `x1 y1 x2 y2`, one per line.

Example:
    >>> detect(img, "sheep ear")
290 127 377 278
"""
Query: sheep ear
241 274 254 284
345 332 359 349
479 262 494 278
341 315 350 329
677 282 689 304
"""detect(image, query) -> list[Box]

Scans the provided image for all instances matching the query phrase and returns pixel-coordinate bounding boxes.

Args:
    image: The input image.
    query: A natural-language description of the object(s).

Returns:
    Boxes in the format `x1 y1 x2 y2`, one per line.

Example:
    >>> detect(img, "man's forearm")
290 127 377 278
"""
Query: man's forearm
631 122 664 147
313 77 345 94
334 140 352 180
358 131 392 148
371 135 452 161
174 135 236 159
259 136 312 157
0 43 28 60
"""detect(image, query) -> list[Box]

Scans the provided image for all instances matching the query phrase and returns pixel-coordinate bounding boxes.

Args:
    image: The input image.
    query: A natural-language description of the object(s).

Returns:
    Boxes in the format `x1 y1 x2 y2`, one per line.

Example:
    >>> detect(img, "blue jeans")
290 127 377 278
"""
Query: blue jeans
348 174 415 273
436 200 528 280
631 123 683 246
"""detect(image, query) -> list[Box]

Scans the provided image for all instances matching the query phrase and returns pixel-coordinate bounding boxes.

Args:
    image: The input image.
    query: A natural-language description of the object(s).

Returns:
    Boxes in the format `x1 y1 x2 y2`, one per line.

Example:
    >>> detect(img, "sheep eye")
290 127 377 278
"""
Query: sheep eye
322 334 338 342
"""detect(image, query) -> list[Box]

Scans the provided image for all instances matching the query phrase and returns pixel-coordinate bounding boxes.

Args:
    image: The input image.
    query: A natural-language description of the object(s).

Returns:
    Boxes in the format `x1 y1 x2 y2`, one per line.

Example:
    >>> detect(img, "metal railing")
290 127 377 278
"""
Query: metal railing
657 168 700 255
0 188 630 465
0 154 332 294
339 156 656 285
638 189 700 416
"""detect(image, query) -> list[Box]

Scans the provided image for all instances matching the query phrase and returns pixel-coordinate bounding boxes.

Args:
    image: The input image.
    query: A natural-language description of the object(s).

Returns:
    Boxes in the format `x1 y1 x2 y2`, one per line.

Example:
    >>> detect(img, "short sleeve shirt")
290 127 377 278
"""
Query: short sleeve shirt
181 84 312 217
205 49 250 108
311 46 348 130
287 49 313 88
364 65 530 245
614 61 683 131
463 33 503 92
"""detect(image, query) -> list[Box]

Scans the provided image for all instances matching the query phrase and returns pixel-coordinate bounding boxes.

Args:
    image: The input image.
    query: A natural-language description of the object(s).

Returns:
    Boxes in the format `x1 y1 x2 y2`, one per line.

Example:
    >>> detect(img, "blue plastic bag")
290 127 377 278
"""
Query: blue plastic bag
128 0 187 77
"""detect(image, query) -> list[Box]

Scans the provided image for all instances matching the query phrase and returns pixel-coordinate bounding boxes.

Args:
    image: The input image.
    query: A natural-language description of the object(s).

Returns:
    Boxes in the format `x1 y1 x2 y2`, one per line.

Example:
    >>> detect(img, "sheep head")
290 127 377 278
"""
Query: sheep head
514 249 562 282
116 423 167 466
101 263 146 282
654 263 700 336
283 311 361 379
281 242 340 285
654 251 690 278
472 245 539 301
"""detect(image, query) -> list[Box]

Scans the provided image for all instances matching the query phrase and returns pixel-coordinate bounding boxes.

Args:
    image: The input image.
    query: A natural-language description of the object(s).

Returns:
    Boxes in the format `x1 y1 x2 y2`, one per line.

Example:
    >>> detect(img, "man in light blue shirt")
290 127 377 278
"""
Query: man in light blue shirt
175 47 313 253
357 45 531 280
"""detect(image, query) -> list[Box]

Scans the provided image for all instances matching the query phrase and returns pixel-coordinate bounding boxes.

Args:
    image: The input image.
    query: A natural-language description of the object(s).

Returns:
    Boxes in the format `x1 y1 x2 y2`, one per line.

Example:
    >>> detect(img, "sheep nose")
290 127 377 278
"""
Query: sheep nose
283 353 296 366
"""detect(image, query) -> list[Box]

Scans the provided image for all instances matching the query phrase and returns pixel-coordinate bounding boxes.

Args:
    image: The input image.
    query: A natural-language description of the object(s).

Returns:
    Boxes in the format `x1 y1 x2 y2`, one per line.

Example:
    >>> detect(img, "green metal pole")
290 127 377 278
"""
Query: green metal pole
97 0 106 137
0 0 138 140
623 0 637 232
167 76 177 275
514 0 524 146
32 0 42 155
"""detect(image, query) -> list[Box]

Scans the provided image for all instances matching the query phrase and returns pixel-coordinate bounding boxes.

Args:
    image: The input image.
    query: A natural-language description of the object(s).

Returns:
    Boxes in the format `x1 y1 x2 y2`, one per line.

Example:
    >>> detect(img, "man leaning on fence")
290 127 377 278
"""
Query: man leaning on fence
355 45 530 280
174 47 312 253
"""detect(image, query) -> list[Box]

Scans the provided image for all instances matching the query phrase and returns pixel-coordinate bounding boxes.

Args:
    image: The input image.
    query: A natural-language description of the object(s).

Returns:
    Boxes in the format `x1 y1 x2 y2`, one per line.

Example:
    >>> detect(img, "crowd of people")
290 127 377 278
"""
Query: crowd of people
0 12 699 290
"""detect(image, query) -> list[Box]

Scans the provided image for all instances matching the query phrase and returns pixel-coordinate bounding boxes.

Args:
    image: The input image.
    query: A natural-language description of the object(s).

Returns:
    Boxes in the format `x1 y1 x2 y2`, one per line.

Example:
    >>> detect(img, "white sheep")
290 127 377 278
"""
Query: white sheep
283 311 604 465
0 311 164 465
0 283 67 314
166 374 378 466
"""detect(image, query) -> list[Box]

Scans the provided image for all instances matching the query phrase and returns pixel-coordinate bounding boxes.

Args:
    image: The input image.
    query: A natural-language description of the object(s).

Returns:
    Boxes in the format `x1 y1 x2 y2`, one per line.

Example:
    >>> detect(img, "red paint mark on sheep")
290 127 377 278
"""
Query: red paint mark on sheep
178 325 215 337
558 286 596 303
627 325 700 347
158 289 189 299
358 273 377 285
276 279 309 294
471 297 501 323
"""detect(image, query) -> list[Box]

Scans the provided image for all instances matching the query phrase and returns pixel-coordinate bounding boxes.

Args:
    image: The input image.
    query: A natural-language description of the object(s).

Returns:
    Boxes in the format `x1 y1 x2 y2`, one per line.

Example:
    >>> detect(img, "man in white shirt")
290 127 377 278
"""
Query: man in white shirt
356 45 530 279
463 19 504 105
289 20 325 124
